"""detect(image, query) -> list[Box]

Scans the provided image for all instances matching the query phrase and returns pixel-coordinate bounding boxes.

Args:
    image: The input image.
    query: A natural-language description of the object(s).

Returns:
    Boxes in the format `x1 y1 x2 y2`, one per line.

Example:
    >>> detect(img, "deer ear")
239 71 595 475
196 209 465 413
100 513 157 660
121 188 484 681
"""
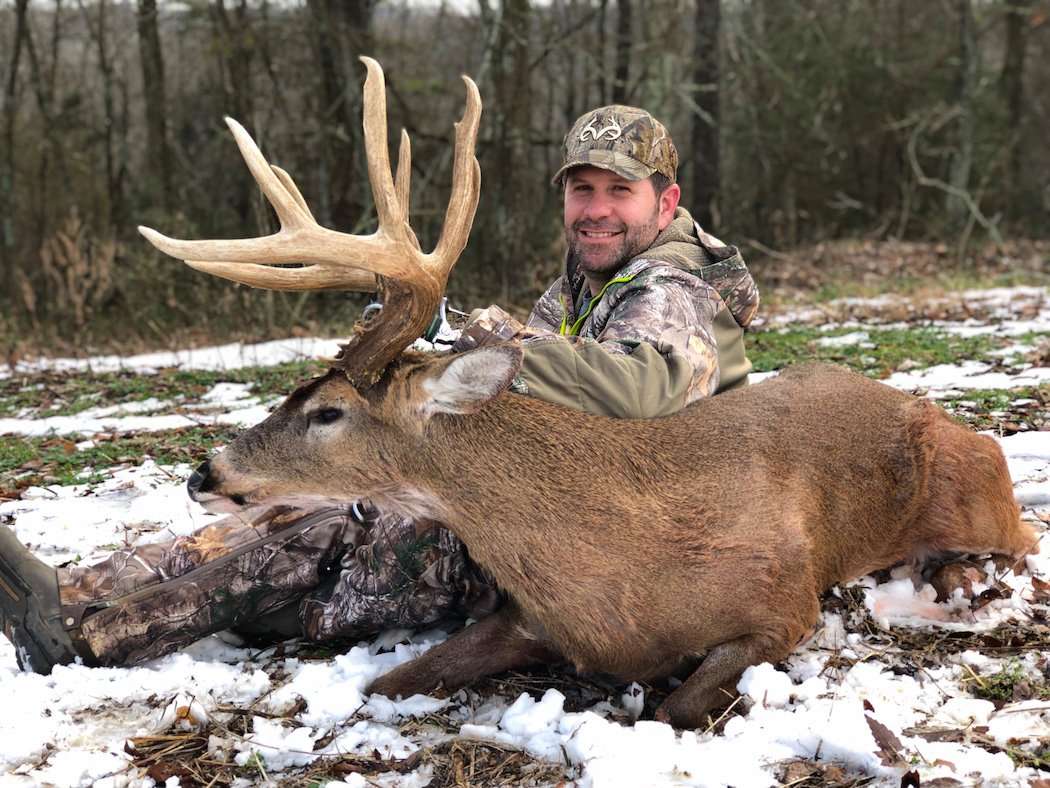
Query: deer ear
420 345 524 417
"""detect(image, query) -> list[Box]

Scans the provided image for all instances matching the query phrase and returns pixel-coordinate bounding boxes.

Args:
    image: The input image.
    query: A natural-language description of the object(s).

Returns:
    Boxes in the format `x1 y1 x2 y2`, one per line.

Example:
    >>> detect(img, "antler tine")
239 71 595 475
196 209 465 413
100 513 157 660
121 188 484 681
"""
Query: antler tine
224 117 313 229
427 74 482 273
184 260 378 291
360 57 410 234
395 130 419 251
272 164 316 224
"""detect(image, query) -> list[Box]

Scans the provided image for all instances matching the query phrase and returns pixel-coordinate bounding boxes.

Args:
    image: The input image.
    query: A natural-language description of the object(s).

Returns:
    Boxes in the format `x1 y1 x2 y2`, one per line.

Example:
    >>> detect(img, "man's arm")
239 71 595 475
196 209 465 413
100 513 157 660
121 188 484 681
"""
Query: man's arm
525 277 565 333
514 269 723 419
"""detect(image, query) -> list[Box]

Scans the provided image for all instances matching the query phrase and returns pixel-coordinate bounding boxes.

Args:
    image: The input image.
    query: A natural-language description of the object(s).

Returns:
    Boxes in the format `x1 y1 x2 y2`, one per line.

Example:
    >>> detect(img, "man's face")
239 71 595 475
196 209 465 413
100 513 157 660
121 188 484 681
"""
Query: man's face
563 166 680 283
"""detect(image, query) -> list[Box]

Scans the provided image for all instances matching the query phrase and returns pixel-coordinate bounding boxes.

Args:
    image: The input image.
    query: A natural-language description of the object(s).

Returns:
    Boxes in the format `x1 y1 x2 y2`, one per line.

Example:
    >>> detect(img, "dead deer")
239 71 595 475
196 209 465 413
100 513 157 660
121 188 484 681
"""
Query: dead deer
140 59 1038 729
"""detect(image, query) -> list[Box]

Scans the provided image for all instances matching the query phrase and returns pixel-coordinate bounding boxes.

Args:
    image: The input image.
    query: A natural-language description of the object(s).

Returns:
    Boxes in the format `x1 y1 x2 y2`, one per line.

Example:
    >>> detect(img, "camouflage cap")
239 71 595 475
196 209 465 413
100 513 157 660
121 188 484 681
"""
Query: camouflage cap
552 105 678 185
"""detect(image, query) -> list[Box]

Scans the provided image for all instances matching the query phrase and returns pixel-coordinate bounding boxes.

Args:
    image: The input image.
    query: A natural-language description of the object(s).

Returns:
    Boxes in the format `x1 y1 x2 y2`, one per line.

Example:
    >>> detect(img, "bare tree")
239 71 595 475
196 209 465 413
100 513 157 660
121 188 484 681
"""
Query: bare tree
304 0 375 230
78 0 126 230
691 0 720 228
612 0 631 103
1 0 30 277
594 0 608 106
946 0 976 226
490 0 535 299
1000 0 1030 222
136 0 172 211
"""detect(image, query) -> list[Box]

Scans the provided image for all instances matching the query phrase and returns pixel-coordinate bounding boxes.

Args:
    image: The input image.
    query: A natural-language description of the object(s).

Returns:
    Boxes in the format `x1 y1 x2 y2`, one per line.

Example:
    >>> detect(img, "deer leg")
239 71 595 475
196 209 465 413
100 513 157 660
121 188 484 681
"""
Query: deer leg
655 633 785 729
368 604 558 699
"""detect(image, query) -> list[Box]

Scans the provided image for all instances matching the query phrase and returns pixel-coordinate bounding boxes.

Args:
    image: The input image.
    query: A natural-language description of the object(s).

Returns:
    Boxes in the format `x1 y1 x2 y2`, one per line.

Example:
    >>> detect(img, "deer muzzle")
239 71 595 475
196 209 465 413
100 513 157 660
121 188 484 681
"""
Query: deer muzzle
186 459 247 510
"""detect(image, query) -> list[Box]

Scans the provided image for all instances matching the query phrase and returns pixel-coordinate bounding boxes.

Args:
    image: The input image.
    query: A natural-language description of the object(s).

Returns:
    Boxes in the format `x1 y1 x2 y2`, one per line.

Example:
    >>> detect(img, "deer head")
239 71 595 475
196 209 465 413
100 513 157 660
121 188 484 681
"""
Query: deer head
184 344 523 517
139 57 482 388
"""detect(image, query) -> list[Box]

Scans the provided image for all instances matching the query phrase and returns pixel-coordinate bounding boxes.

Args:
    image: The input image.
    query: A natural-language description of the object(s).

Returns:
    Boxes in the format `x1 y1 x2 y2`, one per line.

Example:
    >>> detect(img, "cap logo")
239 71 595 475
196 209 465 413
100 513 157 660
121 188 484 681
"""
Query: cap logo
579 118 622 142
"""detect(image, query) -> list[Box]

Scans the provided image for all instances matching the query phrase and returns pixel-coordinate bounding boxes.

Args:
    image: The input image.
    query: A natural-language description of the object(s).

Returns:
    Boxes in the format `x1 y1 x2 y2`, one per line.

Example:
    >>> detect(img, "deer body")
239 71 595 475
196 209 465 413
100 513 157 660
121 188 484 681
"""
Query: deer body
191 355 1035 727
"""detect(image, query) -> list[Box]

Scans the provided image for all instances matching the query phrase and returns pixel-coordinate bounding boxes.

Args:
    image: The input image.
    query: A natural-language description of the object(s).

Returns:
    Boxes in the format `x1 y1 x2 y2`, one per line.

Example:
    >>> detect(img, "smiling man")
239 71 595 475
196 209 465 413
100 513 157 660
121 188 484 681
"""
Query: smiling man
1 104 759 674
462 104 760 418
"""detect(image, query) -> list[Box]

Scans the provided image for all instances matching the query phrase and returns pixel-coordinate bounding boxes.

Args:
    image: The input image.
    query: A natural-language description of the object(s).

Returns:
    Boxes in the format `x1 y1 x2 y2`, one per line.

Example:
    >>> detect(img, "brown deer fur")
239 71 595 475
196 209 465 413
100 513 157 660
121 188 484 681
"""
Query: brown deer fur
190 351 1037 728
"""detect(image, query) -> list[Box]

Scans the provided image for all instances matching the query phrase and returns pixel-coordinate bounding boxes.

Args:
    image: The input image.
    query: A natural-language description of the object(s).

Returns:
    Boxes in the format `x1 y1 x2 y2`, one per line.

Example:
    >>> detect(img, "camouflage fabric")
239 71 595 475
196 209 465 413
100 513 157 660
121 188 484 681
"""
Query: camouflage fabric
552 105 679 184
59 505 497 666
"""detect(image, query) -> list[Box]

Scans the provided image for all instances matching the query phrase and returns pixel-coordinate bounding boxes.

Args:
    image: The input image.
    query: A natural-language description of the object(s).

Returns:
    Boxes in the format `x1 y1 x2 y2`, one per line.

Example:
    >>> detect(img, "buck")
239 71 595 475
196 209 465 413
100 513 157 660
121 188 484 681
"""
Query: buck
140 58 1038 729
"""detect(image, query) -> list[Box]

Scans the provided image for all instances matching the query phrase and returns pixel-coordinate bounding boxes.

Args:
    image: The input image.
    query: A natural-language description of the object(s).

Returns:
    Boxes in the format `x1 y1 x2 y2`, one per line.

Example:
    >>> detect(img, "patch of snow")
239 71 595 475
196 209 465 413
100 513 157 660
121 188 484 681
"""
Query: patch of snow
885 360 1050 392
0 401 277 437
814 331 871 348
2 337 342 379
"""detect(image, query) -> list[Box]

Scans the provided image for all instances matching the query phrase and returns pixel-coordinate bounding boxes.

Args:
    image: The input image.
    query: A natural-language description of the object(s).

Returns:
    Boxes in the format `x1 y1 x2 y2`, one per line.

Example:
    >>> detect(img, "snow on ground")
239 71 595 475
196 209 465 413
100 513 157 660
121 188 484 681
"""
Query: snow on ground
0 337 344 380
1 286 1049 787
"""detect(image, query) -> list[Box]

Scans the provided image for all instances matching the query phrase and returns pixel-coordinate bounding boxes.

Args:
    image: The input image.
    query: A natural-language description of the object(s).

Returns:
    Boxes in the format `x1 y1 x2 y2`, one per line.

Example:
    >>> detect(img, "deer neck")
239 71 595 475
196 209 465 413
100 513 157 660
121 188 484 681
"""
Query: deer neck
395 394 639 598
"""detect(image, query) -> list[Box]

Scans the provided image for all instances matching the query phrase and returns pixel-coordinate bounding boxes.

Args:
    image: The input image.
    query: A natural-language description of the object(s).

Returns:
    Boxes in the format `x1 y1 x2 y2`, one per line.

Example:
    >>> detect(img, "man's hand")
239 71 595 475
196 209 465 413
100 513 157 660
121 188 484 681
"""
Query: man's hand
452 305 547 352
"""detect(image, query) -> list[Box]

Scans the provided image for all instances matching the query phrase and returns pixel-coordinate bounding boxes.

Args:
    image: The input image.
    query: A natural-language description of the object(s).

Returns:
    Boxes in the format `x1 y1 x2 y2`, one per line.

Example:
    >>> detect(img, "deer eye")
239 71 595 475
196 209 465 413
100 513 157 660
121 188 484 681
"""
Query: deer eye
310 407 343 425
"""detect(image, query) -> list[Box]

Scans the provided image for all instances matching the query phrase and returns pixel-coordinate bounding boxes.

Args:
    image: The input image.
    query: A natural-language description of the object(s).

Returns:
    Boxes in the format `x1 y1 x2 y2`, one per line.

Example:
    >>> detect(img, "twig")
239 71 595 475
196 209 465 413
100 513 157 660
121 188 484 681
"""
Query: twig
703 693 745 734
743 238 794 262
905 107 1004 247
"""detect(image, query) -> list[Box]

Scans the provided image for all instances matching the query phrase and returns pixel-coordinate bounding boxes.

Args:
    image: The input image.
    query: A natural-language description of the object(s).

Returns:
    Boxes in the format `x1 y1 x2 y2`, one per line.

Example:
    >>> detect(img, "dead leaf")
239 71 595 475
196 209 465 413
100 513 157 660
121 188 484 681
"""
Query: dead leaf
1031 577 1050 603
779 761 816 783
823 765 848 783
904 727 964 743
901 769 920 788
867 714 904 766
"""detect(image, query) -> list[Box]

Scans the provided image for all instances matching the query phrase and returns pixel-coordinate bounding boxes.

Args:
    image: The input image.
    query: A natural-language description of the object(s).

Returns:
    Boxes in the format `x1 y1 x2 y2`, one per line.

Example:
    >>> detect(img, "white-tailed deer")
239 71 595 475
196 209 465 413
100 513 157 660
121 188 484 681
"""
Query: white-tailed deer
140 59 1038 729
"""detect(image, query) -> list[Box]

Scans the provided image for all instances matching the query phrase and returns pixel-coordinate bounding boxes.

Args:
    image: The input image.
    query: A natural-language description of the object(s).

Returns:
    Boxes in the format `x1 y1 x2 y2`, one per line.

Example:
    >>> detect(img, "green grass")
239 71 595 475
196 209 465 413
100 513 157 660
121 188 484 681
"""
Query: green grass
747 326 1006 376
0 425 243 490
769 268 1050 306
969 660 1050 704
0 360 327 418
935 385 1049 432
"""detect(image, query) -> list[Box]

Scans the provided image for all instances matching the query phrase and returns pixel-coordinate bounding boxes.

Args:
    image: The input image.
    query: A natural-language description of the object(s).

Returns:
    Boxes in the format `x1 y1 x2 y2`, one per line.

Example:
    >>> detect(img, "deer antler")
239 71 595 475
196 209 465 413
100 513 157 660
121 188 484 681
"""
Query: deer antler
139 56 482 386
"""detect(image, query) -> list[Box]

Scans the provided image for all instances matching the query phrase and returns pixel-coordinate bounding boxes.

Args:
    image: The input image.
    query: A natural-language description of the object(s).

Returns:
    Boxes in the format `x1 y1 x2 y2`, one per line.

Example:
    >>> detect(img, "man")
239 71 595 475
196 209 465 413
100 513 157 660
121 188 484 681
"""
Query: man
0 105 759 673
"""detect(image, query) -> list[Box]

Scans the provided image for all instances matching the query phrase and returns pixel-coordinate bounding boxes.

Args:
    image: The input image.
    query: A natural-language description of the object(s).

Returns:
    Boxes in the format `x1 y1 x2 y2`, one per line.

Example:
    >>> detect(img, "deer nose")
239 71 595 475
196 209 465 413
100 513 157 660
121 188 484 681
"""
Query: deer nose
187 460 212 499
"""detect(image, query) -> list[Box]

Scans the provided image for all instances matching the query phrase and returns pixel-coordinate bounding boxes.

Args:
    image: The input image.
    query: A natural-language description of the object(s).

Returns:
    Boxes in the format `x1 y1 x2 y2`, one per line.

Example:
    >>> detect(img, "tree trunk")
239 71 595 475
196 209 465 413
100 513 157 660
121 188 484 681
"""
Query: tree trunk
1000 0 1028 222
136 0 173 212
612 0 631 103
24 0 69 251
211 0 254 122
305 0 374 229
211 0 256 228
492 0 533 300
594 0 608 106
1 0 30 277
691 0 721 228
946 0 976 227
80 0 123 230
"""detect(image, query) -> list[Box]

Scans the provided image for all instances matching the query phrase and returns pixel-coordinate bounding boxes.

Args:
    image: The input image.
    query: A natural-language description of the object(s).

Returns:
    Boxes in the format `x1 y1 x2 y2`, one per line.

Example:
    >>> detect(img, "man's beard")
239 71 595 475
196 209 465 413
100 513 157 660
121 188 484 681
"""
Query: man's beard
566 213 660 282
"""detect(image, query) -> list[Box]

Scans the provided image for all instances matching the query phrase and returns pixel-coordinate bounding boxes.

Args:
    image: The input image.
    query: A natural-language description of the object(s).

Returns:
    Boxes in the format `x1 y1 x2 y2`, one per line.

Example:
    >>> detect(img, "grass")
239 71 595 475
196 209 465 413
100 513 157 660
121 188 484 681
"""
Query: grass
0 360 326 418
747 326 1006 376
0 426 242 491
796 269 1050 305
966 659 1050 704
938 384 1049 431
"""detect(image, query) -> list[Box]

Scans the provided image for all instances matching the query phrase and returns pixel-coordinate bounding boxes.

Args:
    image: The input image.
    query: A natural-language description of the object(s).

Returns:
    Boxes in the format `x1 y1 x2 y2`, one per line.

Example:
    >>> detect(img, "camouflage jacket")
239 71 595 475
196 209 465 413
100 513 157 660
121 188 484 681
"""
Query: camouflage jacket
515 208 759 418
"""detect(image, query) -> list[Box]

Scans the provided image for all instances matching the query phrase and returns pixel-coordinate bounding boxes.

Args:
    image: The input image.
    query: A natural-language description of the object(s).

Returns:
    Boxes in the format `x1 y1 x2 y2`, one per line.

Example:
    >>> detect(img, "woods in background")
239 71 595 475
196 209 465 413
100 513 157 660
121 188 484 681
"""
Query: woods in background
0 0 1047 350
